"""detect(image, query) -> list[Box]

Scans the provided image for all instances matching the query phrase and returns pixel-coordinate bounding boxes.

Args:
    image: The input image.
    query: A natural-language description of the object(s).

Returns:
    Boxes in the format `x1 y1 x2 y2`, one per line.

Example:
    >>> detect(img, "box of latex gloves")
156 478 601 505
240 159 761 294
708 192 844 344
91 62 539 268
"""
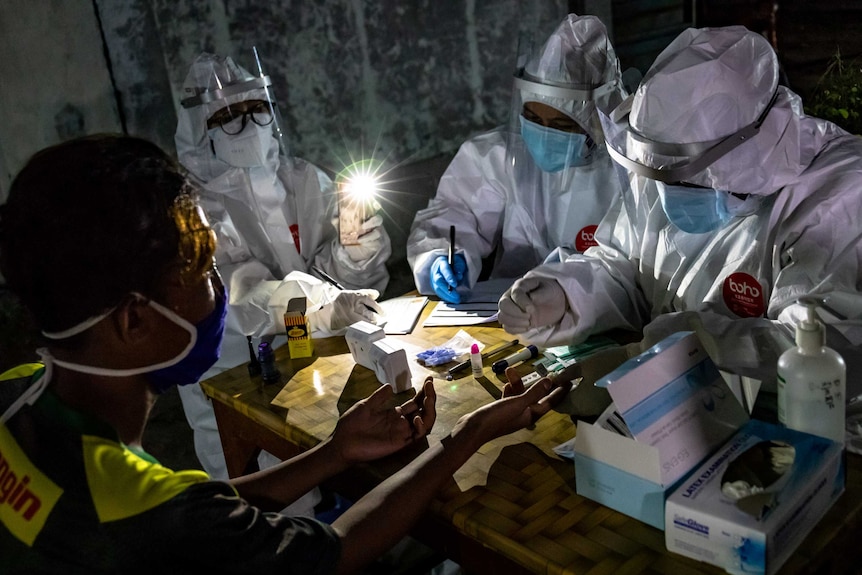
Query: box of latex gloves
665 419 844 575
573 331 750 529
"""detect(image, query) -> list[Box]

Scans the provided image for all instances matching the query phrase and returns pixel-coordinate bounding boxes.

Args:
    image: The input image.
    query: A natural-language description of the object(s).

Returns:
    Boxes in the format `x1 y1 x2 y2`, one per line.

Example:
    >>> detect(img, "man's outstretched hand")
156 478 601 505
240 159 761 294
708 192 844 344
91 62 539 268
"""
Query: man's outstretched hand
331 376 437 465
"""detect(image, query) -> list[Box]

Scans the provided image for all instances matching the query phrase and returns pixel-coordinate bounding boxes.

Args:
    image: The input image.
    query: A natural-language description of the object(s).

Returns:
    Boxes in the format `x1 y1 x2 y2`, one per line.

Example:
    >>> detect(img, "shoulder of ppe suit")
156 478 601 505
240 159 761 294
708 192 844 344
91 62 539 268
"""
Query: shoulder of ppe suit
439 130 509 184
779 148 862 224
276 157 334 192
779 119 862 194
808 127 862 172
454 126 508 157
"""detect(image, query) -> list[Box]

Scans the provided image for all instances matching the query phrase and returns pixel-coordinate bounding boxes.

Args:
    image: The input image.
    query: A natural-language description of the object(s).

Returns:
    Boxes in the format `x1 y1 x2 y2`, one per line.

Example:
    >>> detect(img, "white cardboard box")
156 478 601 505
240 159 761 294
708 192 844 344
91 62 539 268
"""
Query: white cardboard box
573 331 750 529
665 419 844 575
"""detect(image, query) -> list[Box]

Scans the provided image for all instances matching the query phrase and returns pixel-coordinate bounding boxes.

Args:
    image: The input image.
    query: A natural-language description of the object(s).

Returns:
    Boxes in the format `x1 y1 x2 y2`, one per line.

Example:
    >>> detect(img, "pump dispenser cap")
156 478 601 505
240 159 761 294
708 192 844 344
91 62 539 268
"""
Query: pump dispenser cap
795 296 825 354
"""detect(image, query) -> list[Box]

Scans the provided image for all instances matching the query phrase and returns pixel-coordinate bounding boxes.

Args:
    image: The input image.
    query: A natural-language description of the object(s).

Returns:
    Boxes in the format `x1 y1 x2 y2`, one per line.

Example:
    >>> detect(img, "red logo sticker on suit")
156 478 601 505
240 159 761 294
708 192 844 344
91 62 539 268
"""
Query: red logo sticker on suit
575 225 598 252
290 224 301 254
722 272 765 318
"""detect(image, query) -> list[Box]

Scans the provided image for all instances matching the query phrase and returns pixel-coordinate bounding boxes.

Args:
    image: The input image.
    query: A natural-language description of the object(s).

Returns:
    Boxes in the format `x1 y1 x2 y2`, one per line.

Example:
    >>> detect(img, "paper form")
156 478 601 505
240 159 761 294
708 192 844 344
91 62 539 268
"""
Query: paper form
378 296 429 335
421 278 514 327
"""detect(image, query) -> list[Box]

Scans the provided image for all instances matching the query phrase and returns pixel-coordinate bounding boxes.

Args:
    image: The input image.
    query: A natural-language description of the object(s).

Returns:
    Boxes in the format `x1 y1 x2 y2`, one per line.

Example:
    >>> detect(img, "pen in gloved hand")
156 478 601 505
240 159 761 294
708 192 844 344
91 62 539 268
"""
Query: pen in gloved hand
311 264 378 315
448 225 456 292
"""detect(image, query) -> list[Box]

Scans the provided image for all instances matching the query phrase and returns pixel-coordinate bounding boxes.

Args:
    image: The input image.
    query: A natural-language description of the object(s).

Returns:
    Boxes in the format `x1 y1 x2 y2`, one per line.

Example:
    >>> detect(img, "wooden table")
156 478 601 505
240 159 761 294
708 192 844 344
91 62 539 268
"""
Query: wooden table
200 302 862 575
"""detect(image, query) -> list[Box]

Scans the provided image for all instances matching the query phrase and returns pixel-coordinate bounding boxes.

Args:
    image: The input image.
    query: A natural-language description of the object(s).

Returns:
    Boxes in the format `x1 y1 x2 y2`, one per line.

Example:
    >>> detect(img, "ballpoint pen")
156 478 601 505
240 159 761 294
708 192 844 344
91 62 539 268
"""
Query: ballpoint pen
311 264 346 290
448 225 455 292
311 264 377 314
446 339 519 379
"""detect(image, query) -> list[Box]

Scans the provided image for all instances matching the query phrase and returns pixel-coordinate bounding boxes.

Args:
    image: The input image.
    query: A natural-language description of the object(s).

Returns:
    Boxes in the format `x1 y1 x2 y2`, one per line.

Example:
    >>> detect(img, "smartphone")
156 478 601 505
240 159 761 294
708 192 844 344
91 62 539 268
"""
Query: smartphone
338 182 368 246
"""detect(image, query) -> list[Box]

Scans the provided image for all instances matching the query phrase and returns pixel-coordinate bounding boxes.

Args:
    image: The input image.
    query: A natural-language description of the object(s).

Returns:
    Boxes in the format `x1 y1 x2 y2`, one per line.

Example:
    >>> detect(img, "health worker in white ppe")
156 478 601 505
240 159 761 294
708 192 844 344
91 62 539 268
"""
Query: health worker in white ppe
498 26 862 436
175 52 392 485
407 14 627 304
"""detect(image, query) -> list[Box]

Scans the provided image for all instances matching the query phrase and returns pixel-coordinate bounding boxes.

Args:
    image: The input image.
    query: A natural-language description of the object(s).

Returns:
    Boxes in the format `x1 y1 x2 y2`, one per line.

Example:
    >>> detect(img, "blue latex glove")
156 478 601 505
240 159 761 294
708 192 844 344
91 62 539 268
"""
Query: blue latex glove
416 346 457 366
430 254 468 304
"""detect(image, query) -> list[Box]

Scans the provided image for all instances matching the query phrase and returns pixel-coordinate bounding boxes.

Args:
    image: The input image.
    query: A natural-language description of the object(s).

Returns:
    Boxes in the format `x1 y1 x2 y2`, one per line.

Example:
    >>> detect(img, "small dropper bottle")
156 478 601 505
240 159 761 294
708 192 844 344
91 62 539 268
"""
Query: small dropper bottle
470 343 483 378
258 341 281 385
777 297 846 444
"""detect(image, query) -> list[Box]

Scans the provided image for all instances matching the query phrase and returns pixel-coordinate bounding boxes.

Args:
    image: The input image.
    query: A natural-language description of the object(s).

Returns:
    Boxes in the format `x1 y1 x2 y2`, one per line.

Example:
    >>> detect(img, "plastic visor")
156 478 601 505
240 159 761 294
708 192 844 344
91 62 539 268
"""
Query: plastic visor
599 90 779 183
181 73 290 162
508 69 615 141
506 69 616 176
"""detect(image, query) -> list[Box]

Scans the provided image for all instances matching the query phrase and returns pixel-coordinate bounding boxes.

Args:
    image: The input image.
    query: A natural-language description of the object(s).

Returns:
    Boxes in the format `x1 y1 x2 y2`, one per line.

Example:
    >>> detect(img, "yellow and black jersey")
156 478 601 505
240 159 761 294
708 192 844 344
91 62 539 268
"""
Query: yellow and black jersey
0 365 340 574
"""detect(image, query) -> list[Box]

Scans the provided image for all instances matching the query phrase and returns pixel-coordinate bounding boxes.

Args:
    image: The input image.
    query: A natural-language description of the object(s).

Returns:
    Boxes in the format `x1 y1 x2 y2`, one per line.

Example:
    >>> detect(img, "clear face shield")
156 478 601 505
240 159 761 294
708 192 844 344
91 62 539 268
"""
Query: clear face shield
180 61 289 169
598 90 779 186
505 42 618 178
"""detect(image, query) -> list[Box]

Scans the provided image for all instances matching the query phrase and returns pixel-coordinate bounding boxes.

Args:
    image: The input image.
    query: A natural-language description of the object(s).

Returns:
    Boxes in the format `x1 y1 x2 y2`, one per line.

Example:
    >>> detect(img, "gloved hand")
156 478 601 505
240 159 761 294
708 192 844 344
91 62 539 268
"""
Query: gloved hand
498 276 567 334
329 289 383 331
430 254 468 304
333 214 386 262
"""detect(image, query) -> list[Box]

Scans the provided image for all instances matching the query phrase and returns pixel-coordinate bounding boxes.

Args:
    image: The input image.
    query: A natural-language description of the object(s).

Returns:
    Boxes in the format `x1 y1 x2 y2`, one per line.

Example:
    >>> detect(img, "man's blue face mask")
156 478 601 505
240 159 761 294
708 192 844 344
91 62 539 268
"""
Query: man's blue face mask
146 286 228 393
656 181 732 234
520 116 591 173
39 281 228 389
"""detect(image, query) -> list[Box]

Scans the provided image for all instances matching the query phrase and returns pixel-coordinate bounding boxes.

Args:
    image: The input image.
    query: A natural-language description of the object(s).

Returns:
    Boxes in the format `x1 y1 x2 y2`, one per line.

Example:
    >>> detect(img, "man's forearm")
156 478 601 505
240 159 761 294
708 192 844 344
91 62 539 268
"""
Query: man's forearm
229 437 347 511
332 423 480 575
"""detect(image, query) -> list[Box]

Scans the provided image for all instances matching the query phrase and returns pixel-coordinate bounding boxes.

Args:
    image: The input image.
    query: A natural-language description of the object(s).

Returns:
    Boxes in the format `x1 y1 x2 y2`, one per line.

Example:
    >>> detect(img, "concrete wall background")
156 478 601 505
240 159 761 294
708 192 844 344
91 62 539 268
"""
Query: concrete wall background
3 1 861 204
0 0 574 204
0 1 123 201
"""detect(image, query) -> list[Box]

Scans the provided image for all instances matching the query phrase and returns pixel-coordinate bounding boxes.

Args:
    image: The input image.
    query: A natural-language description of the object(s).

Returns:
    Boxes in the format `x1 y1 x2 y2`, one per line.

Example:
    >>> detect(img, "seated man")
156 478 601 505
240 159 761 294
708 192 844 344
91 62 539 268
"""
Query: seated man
407 14 627 303
0 134 570 573
176 52 392 482
498 26 862 435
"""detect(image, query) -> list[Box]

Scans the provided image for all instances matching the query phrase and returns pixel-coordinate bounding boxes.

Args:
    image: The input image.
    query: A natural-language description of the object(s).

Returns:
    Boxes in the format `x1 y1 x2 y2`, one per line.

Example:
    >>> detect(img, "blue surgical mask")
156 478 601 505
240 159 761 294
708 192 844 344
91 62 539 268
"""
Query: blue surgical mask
146 289 227 393
657 182 732 234
39 288 228 392
520 116 591 173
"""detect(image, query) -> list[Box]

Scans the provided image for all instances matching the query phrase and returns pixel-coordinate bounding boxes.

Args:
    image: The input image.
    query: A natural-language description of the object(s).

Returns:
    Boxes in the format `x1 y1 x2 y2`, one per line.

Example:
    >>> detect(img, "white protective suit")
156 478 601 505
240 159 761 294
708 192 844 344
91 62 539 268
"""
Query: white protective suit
407 14 627 295
499 27 862 433
174 53 392 486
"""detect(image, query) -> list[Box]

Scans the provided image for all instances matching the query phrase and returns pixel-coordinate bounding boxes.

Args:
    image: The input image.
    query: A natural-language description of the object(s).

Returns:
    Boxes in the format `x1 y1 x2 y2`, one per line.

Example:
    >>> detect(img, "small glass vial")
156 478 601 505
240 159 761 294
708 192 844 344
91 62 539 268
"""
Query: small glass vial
258 341 281 384
470 343 483 378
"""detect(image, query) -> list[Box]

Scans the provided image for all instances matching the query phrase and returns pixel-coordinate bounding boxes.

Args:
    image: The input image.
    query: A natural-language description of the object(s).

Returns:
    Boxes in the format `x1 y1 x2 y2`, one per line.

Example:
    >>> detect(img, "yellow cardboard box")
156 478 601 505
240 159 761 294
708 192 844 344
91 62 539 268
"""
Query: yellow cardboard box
284 297 313 358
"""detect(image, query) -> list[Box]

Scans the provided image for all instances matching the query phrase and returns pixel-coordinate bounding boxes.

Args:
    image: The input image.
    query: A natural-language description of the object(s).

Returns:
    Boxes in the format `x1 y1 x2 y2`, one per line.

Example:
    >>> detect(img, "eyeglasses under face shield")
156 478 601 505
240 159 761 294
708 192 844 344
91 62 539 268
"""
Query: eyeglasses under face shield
181 74 288 155
599 89 779 184
205 99 274 135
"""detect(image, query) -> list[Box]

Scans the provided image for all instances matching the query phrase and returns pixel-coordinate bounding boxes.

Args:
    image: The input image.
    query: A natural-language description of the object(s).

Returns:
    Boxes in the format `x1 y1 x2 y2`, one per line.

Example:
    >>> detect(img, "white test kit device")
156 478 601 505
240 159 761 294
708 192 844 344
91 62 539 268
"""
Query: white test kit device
345 321 412 392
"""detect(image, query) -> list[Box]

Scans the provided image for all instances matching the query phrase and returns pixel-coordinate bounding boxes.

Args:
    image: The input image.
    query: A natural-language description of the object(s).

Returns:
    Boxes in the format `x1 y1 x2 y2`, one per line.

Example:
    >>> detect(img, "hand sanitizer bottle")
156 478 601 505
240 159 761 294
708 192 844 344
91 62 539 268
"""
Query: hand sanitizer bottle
777 297 846 444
